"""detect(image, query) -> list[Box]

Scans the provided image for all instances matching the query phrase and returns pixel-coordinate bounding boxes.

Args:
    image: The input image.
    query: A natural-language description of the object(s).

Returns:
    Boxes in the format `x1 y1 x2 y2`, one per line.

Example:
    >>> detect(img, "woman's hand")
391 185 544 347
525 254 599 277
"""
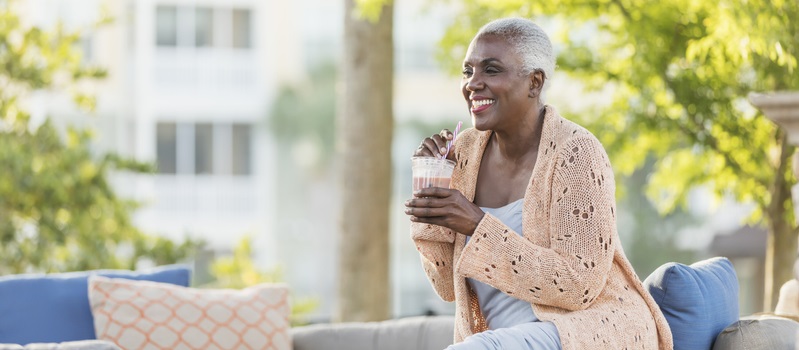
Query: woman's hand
404 187 485 236
414 129 456 161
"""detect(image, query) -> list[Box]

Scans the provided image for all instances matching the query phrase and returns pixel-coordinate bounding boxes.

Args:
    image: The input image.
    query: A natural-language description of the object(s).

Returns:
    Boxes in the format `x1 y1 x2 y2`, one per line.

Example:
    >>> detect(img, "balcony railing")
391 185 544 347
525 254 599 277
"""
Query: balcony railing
152 49 257 90
114 173 262 218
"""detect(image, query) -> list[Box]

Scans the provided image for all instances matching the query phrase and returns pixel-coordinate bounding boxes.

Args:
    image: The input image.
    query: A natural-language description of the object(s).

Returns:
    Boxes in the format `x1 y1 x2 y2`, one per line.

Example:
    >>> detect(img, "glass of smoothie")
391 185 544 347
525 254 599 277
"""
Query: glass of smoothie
411 156 456 191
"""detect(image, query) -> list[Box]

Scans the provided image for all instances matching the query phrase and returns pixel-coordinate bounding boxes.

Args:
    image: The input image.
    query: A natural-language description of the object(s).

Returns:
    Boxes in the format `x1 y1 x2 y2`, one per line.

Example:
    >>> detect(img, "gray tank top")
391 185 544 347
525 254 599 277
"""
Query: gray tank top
466 198 539 329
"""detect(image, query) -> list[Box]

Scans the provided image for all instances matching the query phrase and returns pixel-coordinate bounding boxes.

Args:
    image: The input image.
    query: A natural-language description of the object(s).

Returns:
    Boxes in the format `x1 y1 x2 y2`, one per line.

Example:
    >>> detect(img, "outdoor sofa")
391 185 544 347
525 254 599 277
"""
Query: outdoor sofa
1 257 797 350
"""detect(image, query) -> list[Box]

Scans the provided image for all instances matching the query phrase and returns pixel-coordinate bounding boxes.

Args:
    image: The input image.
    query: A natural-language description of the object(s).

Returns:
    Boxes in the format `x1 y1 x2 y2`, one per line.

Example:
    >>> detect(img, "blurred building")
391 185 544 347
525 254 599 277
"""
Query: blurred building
19 0 465 320
21 0 282 269
709 225 767 316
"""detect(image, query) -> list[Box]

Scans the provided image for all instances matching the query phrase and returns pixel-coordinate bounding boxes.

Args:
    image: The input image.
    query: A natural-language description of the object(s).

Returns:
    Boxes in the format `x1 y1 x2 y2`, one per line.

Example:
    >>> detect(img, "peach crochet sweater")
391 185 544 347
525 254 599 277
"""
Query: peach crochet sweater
411 107 673 349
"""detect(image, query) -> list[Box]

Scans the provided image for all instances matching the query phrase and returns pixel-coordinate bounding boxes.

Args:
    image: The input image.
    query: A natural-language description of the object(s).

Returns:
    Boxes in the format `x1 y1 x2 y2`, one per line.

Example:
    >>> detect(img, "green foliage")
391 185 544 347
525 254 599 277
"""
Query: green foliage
618 158 698 278
0 1 198 274
268 62 337 174
353 0 393 22
208 236 319 326
438 0 798 224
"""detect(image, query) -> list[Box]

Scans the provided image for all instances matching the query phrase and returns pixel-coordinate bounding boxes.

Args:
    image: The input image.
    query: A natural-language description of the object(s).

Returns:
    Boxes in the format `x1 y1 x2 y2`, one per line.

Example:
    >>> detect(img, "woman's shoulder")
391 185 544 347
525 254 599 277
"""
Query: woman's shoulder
546 107 609 161
456 126 482 141
548 108 602 148
453 127 487 152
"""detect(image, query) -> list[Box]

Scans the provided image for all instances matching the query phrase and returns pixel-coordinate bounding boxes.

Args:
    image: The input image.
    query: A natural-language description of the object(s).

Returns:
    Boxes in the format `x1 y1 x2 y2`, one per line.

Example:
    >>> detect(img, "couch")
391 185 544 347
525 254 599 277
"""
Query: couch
0 316 455 350
1 257 797 350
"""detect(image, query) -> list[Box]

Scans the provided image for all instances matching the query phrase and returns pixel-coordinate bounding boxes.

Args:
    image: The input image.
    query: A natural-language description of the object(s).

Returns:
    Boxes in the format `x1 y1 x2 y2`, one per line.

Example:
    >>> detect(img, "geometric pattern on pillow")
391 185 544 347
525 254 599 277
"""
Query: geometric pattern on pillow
88 276 290 350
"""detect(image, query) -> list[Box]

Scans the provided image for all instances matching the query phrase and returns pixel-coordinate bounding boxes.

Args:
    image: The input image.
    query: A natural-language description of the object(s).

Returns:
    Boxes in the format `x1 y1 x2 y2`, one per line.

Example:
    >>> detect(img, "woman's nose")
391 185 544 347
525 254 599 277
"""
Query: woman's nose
465 76 483 91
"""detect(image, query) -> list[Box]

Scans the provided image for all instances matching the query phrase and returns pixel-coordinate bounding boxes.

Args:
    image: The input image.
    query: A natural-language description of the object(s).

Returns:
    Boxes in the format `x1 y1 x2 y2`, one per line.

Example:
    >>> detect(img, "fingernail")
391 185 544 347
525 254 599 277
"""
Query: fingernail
440 147 447 154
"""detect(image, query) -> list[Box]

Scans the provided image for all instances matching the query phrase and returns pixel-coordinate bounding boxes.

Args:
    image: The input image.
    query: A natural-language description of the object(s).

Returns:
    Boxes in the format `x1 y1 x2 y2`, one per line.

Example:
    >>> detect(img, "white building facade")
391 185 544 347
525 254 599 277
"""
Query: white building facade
19 0 468 320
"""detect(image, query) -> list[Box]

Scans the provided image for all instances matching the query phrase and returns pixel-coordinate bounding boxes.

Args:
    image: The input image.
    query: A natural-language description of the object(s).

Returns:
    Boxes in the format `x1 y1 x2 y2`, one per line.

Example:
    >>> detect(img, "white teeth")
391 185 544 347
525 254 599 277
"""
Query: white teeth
473 99 494 107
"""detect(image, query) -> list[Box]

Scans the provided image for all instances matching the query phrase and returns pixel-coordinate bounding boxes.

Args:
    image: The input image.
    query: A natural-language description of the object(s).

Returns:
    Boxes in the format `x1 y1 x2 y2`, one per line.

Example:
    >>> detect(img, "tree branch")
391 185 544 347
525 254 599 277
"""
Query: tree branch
611 0 632 20
659 76 771 189
767 129 794 226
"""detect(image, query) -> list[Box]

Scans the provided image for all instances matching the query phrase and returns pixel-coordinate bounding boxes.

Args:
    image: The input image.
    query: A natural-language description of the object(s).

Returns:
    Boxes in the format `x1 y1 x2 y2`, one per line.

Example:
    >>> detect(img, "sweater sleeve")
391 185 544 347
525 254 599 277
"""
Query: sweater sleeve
411 223 456 302
455 136 616 311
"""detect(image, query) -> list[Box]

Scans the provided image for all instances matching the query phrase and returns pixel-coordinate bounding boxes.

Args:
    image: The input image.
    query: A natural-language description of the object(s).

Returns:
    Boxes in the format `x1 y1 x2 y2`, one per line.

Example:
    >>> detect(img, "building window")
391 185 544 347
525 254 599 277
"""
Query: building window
232 9 251 49
195 7 214 47
155 6 251 49
194 123 214 175
232 124 251 175
156 122 177 174
156 5 178 46
156 122 251 176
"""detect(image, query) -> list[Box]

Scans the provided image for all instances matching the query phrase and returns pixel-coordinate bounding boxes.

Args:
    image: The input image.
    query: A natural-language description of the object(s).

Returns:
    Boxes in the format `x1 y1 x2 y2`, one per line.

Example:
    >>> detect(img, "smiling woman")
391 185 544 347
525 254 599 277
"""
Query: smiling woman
404 18 673 350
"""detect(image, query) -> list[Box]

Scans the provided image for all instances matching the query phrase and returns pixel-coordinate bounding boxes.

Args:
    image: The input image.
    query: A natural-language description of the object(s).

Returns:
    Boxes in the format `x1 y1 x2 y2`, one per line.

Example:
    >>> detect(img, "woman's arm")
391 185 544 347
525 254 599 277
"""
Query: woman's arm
455 136 617 311
407 128 463 302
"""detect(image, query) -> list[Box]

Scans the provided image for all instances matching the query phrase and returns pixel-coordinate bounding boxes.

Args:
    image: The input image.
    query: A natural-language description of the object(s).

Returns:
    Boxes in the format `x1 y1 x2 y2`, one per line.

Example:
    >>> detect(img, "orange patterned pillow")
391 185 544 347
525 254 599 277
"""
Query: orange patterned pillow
88 276 290 350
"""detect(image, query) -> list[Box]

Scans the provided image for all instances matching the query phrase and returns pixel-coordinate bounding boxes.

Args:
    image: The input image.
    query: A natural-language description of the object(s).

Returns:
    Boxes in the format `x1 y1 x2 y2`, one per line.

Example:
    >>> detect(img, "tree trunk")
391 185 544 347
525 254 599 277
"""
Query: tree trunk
335 0 393 322
764 129 797 312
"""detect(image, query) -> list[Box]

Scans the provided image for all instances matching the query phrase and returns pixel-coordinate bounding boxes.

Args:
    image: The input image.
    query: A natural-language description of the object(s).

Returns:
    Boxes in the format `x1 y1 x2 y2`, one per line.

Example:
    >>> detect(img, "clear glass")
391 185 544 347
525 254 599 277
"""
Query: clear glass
411 156 456 191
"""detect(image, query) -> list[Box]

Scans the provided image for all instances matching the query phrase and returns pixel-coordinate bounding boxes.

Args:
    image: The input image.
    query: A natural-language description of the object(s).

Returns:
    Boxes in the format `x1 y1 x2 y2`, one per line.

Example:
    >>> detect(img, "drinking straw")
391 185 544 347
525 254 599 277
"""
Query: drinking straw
443 121 462 159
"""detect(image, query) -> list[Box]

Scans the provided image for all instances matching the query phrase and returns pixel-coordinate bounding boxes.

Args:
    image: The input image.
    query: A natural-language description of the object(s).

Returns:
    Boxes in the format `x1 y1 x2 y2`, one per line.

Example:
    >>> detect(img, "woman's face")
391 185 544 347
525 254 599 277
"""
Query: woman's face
461 34 535 131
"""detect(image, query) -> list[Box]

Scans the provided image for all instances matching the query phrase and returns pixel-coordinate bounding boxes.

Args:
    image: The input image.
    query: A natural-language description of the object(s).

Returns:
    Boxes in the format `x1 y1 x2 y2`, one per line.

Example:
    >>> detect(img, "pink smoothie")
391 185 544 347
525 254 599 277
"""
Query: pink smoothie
413 176 452 191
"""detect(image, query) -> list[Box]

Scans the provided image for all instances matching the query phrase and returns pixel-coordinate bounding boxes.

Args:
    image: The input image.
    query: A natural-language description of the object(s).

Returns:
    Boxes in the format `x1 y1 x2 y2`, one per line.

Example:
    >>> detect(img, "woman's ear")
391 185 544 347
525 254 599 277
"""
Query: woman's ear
528 70 545 99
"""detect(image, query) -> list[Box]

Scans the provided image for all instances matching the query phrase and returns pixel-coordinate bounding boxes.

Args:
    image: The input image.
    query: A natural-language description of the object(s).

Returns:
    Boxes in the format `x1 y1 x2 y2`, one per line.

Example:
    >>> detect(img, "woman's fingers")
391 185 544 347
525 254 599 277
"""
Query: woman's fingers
413 187 452 198
405 196 447 209
413 130 454 158
413 142 433 157
424 134 448 157
408 215 447 226
404 206 450 218
404 188 482 235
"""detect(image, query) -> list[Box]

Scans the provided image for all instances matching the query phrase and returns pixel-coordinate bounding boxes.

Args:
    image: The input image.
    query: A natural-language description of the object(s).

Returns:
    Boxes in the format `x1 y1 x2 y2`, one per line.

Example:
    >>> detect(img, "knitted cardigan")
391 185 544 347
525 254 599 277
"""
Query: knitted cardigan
411 106 673 350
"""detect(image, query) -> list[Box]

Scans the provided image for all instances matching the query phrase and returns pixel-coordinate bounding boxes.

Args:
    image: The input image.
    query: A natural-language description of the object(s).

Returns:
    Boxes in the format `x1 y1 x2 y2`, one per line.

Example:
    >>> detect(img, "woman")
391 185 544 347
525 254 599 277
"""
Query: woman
404 18 672 349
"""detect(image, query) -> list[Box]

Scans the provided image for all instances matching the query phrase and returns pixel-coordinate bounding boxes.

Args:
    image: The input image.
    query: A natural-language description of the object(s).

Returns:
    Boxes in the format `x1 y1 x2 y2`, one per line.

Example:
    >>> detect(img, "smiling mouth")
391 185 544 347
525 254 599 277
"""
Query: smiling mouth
471 99 495 112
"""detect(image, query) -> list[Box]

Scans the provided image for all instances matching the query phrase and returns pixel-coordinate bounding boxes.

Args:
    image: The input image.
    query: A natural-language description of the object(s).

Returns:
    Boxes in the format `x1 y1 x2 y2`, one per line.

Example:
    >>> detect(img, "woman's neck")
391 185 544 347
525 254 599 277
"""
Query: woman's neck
491 105 546 161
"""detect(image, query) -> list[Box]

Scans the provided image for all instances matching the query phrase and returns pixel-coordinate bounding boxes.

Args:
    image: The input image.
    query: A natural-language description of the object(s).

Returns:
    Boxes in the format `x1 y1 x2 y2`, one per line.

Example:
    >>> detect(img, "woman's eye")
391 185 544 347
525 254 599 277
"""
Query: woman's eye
485 67 500 74
462 68 473 77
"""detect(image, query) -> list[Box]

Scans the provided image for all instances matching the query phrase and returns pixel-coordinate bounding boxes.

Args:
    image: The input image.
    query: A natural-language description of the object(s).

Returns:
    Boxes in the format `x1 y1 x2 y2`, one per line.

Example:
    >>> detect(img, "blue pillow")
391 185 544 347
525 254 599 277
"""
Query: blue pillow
644 257 739 350
0 264 191 345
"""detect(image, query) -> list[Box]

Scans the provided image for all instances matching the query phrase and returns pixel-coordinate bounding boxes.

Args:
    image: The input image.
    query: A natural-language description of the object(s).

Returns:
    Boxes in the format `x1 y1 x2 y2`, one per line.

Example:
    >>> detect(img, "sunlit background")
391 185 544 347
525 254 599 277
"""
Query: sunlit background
5 0 789 323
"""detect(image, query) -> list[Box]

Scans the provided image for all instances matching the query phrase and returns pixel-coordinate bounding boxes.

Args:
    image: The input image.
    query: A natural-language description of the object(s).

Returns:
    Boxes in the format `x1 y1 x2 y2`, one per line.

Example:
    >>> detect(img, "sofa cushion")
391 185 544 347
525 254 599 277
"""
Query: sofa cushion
713 314 799 350
643 257 739 350
0 340 121 350
89 277 291 350
0 265 191 345
775 279 799 318
291 316 455 350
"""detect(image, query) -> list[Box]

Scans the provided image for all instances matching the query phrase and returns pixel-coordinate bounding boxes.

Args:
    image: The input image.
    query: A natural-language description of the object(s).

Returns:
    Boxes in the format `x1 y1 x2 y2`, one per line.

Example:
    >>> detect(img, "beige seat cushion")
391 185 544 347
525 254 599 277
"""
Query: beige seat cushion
775 279 799 319
713 314 798 350
291 316 454 350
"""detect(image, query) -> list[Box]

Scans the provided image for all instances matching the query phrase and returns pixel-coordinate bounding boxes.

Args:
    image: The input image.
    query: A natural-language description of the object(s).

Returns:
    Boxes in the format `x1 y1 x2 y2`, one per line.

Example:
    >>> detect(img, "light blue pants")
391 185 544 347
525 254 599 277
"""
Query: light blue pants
446 322 562 350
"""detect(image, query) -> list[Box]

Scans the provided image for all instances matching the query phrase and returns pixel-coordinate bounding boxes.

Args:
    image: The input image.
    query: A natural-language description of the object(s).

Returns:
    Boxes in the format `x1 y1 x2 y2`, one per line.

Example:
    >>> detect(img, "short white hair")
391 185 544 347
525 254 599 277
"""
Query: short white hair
475 18 556 93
